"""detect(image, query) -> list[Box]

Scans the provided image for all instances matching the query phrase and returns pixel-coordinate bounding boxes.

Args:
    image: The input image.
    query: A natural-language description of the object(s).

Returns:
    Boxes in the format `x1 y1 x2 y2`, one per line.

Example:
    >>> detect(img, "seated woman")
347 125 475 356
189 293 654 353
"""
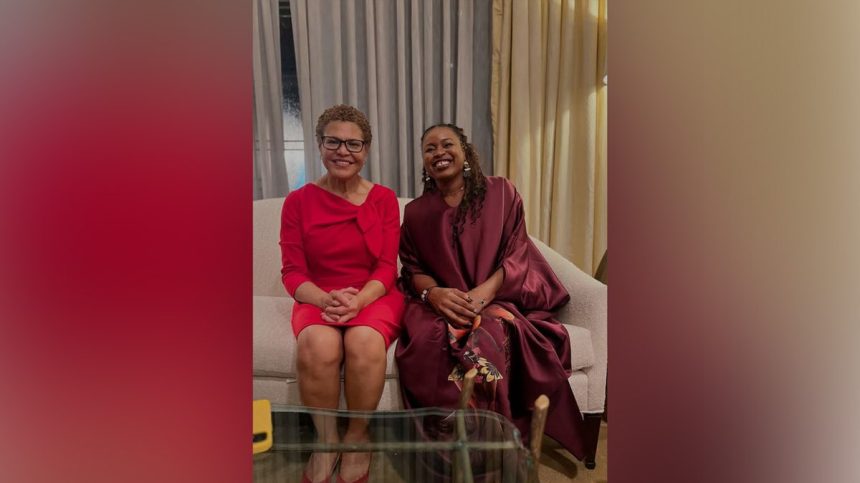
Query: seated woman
395 123 587 460
280 104 404 483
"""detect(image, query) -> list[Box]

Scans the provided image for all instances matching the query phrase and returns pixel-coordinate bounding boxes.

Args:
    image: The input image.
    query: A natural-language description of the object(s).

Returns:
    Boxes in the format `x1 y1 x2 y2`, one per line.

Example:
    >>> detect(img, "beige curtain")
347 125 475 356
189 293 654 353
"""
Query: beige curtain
253 0 290 199
289 0 493 198
492 0 607 273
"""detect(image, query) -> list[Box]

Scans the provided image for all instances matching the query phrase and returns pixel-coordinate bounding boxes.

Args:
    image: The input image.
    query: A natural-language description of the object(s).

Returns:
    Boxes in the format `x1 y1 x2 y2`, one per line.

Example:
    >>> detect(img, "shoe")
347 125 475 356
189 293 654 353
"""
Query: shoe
335 469 369 483
301 452 340 483
335 453 370 483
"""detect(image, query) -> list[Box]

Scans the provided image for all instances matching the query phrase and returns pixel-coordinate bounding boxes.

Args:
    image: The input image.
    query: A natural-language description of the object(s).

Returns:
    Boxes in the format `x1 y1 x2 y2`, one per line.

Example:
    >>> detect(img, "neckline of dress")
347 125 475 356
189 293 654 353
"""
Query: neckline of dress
434 189 462 209
309 182 377 207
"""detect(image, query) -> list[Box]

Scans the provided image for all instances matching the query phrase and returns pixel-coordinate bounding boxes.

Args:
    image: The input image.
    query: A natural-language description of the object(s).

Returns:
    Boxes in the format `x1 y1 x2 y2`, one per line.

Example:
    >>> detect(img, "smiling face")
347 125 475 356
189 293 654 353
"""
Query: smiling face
421 126 466 184
319 121 368 181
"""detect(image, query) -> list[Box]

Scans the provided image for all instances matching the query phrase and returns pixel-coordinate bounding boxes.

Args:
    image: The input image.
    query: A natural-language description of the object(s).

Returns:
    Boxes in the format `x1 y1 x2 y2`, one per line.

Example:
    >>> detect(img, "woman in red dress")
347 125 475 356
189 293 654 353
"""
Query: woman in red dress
395 123 588 461
280 105 403 483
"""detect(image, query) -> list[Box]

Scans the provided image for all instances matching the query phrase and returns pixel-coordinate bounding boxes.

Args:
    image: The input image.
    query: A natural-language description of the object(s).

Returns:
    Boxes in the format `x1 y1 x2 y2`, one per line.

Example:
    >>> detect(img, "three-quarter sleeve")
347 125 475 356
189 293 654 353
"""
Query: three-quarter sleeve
368 191 400 292
279 191 311 296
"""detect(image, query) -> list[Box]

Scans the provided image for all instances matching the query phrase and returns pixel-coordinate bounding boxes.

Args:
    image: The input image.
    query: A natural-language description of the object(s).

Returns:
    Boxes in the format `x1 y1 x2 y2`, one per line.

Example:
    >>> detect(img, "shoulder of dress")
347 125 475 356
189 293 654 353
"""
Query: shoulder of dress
485 175 514 190
281 186 309 222
283 185 307 205
487 176 520 198
370 185 401 211
404 193 439 224
403 192 429 209
401 197 418 221
371 183 397 199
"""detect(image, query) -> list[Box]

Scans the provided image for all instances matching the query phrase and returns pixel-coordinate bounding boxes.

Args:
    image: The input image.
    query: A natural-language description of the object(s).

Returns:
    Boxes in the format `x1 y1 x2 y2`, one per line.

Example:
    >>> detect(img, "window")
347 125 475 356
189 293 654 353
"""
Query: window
279 1 305 189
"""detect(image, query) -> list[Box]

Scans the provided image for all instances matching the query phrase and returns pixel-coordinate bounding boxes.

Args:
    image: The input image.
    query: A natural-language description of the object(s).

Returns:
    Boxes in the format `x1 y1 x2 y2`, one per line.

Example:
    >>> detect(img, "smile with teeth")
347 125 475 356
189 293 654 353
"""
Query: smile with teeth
331 159 354 167
432 158 453 169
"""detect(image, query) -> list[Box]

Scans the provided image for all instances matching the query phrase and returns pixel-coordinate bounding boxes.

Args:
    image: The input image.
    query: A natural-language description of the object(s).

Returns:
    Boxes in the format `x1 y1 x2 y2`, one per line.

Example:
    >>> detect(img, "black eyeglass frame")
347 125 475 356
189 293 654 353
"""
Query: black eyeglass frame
320 136 367 153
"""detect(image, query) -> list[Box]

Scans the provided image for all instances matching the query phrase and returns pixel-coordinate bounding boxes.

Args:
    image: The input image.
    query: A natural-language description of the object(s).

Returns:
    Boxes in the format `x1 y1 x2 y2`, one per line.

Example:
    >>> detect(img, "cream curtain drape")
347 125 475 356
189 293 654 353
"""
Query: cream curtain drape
253 0 290 200
492 0 607 273
289 0 493 198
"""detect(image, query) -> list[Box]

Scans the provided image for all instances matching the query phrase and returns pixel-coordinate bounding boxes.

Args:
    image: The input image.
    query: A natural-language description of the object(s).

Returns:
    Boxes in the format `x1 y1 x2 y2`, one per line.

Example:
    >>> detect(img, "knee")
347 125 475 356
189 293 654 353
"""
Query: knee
297 328 343 370
344 328 386 370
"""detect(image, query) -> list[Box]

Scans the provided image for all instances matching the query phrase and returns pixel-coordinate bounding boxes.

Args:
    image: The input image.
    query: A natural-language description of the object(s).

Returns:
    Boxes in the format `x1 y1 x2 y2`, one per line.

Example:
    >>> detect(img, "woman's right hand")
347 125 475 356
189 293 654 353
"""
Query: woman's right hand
320 287 359 322
426 287 479 327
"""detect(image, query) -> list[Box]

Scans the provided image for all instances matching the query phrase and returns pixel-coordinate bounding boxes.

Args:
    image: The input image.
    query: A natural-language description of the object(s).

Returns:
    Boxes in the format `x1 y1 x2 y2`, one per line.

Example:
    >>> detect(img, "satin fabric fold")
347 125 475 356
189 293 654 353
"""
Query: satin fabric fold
395 176 587 459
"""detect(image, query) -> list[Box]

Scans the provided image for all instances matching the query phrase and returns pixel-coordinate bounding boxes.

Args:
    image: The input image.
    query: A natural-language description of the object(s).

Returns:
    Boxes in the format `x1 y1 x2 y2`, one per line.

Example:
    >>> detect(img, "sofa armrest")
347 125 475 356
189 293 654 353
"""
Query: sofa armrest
531 236 607 412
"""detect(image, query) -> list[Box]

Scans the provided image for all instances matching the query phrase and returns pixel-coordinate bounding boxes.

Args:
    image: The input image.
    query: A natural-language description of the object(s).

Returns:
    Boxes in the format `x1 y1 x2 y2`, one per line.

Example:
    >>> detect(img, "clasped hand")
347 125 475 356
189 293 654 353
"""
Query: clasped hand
321 287 361 323
426 287 490 328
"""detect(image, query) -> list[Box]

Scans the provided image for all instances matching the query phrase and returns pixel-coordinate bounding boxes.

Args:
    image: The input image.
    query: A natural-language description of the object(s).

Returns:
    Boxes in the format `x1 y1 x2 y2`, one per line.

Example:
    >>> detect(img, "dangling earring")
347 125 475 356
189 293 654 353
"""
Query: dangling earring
463 161 472 178
422 168 432 183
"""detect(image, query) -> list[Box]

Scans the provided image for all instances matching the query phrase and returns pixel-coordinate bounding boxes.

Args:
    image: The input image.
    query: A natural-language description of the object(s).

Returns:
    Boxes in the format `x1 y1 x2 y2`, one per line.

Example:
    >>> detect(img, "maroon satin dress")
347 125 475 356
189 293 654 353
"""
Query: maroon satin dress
395 176 587 459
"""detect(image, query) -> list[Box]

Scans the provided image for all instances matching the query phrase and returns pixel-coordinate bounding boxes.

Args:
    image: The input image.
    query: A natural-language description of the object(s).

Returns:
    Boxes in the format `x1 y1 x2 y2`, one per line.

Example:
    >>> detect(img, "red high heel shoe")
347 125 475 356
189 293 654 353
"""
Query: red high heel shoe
301 452 340 483
335 470 369 483
335 454 370 483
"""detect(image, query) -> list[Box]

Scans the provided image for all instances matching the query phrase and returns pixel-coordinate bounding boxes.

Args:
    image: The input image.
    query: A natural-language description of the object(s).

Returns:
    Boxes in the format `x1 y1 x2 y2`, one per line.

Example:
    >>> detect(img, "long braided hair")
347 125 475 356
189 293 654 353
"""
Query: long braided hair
421 124 487 242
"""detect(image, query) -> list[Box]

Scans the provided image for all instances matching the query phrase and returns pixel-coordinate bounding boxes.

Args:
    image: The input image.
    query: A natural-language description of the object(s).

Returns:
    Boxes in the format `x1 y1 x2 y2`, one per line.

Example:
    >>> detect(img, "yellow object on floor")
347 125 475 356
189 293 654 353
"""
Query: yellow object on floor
252 399 272 454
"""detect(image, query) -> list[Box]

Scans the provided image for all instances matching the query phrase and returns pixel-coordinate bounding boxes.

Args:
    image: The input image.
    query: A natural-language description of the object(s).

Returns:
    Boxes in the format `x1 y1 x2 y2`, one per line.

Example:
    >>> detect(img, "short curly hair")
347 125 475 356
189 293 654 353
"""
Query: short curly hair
314 104 373 144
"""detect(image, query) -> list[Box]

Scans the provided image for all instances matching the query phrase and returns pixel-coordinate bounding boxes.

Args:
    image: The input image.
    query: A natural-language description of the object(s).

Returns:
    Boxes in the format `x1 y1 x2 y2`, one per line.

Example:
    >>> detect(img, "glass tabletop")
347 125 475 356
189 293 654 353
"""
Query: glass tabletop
253 405 532 483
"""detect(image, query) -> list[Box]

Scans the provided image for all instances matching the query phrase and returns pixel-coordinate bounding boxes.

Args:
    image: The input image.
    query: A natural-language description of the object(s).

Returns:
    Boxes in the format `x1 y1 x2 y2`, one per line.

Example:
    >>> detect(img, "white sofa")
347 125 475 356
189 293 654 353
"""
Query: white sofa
253 196 607 464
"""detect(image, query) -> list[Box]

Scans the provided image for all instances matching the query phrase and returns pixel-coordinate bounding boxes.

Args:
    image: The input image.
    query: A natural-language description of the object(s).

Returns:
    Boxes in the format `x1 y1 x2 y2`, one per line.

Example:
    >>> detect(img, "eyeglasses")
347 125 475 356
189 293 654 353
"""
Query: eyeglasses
321 136 366 153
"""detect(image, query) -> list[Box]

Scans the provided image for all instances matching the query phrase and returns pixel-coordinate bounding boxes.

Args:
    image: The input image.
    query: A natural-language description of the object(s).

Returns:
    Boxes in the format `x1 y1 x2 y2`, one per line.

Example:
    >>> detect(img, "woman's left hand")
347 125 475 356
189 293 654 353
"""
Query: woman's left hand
466 287 495 313
322 288 363 324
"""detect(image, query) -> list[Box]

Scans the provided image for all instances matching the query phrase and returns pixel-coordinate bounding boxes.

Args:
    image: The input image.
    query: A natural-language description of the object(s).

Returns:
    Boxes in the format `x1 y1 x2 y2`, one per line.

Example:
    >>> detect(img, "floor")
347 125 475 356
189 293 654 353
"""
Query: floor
537 420 608 483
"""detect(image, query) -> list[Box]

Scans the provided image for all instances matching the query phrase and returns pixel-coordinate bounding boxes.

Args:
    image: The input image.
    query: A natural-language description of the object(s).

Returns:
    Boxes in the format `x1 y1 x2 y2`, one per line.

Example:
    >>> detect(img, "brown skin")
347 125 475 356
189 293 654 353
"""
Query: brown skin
415 126 505 326
319 120 368 184
422 126 467 202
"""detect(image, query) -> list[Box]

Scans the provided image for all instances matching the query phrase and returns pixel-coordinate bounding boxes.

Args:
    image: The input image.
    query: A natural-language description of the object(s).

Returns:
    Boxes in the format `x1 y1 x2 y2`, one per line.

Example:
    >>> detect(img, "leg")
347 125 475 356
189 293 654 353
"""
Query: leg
342 325 387 410
340 326 387 482
583 413 603 470
296 325 344 481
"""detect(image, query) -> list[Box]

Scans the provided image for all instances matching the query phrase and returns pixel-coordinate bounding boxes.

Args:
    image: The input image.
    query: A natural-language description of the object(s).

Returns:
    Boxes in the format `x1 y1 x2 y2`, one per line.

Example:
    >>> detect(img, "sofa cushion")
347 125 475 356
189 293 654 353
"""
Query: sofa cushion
254 198 291 298
253 296 295 377
254 295 401 378
254 295 590 377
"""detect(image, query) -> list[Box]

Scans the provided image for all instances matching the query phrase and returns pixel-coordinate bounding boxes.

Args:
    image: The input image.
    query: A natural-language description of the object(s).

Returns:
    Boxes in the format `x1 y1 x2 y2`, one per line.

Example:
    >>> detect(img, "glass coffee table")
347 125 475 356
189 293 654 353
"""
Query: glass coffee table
253 405 533 483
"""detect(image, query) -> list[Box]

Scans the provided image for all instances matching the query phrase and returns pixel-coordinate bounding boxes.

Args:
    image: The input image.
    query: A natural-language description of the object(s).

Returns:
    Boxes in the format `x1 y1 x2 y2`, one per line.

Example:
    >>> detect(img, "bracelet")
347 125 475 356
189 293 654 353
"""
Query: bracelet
420 286 437 303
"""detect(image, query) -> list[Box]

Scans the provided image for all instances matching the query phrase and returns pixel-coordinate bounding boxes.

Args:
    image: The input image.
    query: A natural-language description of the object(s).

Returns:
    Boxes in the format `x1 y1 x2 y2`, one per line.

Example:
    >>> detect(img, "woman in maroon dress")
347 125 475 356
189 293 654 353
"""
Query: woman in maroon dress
280 105 404 483
395 123 587 460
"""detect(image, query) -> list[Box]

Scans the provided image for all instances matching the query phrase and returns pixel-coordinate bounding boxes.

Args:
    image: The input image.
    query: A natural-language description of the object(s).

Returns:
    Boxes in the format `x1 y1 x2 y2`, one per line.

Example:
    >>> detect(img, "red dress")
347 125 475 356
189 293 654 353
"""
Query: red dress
280 183 404 347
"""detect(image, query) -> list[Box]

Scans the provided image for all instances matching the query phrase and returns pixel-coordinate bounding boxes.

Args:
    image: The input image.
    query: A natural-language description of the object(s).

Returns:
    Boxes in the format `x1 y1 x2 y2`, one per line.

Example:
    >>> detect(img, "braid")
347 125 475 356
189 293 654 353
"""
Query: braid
421 124 487 243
